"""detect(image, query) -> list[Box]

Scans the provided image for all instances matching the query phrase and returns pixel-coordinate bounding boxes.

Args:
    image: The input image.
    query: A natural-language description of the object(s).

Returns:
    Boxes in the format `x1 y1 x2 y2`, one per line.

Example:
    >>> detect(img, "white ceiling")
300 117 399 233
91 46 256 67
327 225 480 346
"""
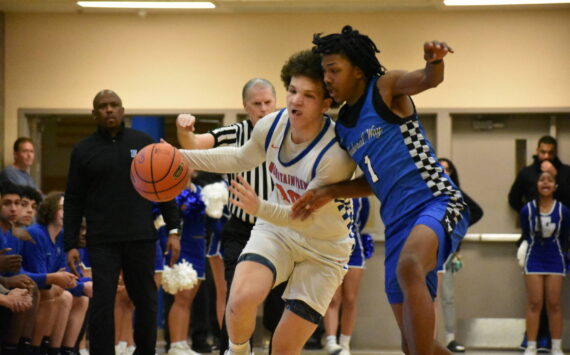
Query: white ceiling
0 0 567 13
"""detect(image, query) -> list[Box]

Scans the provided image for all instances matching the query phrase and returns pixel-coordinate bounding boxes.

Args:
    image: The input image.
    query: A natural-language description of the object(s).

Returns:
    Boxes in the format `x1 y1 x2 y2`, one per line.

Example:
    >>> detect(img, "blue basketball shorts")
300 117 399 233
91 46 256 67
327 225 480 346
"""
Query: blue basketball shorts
384 199 469 304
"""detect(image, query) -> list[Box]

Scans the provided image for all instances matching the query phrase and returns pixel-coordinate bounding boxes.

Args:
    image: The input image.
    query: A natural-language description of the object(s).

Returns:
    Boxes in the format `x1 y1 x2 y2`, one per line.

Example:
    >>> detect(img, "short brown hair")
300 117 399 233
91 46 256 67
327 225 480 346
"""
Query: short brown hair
37 191 63 226
13 137 34 152
280 49 328 97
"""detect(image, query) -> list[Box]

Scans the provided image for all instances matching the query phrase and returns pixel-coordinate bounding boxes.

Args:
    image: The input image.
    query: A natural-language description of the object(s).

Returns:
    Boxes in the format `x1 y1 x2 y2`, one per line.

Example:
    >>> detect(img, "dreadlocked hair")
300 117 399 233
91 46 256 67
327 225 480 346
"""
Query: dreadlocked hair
312 25 386 80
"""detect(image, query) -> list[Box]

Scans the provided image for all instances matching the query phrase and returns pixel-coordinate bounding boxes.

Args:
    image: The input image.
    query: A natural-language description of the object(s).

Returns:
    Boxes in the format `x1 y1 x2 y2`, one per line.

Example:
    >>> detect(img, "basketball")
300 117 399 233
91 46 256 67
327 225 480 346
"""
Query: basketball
130 143 190 202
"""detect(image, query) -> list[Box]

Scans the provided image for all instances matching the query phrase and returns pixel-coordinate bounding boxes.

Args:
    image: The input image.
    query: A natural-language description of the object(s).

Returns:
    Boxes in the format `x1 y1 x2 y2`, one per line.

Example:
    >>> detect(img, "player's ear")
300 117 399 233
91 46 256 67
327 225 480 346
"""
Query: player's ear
354 65 365 81
321 97 333 113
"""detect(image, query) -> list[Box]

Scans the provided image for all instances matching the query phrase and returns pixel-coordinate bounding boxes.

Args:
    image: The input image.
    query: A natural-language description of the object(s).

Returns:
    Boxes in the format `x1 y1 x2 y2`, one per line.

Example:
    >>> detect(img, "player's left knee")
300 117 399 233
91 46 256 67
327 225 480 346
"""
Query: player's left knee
285 299 322 325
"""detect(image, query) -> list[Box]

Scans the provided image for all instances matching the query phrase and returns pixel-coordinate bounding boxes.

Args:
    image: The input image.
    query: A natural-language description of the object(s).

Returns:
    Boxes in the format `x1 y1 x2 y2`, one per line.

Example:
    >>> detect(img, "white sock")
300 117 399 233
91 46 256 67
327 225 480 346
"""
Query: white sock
325 335 338 347
228 340 250 355
339 334 351 350
552 339 562 350
446 333 455 345
171 340 188 348
527 340 537 350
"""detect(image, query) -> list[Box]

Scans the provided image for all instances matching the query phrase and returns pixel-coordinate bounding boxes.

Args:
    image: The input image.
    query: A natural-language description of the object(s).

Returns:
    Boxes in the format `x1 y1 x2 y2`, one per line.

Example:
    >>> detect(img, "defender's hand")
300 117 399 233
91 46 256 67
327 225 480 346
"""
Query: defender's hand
291 188 333 221
424 41 453 63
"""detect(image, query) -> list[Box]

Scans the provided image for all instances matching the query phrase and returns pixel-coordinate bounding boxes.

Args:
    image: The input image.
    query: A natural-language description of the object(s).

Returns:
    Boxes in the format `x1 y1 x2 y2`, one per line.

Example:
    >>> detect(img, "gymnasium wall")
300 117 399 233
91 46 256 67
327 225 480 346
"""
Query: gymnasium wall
4 8 570 159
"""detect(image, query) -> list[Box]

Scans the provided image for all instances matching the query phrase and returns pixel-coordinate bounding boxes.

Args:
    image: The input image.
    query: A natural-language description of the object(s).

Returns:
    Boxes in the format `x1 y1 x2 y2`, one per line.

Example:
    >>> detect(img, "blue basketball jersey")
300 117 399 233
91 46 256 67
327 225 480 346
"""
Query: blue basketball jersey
521 200 569 274
335 76 466 234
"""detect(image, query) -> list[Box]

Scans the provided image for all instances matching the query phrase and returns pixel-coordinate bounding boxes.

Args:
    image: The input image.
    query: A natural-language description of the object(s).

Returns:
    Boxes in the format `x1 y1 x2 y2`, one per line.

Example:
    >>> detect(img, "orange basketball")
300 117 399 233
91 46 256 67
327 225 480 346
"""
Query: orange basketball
130 143 190 202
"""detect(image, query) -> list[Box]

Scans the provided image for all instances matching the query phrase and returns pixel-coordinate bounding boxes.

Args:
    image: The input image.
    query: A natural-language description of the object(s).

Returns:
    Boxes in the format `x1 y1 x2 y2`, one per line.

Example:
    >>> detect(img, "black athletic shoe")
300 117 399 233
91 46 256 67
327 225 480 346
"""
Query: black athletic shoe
446 340 466 353
304 337 323 350
192 340 213 353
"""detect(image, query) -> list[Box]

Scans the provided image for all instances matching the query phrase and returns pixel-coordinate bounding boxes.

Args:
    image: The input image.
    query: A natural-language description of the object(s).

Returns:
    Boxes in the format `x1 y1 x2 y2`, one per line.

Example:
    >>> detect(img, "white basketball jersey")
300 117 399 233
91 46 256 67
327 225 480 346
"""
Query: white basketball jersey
262 108 354 241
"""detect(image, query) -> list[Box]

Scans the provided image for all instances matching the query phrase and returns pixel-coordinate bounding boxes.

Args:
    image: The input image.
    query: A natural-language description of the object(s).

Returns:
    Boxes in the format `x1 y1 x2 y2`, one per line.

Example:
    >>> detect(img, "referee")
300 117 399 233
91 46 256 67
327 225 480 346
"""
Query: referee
176 78 276 354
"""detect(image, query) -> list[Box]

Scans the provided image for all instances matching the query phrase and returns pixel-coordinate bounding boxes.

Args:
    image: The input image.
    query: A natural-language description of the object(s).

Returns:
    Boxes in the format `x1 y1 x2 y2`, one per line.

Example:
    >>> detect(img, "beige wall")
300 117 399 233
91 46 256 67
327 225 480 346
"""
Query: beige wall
4 9 570 164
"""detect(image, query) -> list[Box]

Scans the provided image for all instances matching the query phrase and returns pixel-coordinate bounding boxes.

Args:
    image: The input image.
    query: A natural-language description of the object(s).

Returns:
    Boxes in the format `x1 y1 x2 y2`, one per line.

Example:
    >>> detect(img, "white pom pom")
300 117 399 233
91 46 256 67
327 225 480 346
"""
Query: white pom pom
161 260 198 295
201 182 228 218
154 215 165 230
517 240 528 268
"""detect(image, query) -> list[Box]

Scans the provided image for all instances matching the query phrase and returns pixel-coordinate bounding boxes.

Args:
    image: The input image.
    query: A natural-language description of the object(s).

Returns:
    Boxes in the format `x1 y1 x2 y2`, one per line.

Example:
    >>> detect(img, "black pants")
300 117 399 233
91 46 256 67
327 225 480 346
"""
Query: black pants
219 217 254 354
88 240 157 355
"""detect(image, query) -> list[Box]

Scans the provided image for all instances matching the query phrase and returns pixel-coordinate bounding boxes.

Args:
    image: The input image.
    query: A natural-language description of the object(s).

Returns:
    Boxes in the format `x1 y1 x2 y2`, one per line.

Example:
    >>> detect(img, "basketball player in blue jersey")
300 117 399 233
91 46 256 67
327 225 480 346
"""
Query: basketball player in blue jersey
291 26 470 355
520 171 569 355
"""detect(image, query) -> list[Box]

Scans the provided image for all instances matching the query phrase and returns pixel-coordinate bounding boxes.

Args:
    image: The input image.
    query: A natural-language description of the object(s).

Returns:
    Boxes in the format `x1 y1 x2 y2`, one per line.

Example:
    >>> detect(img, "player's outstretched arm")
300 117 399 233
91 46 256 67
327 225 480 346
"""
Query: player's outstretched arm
291 176 373 221
381 41 454 98
176 114 215 150
179 112 274 174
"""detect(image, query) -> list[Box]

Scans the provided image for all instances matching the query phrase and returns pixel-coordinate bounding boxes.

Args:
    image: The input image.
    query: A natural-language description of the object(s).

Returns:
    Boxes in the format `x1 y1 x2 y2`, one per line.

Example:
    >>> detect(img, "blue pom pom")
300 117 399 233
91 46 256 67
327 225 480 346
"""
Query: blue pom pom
176 189 206 219
362 233 375 259
152 203 161 219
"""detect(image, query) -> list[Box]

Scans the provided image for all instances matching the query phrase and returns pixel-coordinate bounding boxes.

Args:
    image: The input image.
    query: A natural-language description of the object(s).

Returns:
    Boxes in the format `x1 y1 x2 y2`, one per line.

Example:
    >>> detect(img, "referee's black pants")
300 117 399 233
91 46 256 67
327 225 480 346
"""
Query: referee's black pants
219 217 252 354
88 240 157 355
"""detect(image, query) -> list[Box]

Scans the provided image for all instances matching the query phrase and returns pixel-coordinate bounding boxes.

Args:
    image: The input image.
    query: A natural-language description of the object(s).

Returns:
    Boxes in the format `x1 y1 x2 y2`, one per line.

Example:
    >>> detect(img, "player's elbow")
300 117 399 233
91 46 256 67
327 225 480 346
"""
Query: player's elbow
427 76 443 89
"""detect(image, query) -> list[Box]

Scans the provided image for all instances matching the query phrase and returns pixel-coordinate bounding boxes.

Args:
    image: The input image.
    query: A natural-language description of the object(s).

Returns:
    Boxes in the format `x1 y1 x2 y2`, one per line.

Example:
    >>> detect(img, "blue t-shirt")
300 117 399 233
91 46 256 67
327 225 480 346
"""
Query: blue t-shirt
22 223 87 296
0 227 46 285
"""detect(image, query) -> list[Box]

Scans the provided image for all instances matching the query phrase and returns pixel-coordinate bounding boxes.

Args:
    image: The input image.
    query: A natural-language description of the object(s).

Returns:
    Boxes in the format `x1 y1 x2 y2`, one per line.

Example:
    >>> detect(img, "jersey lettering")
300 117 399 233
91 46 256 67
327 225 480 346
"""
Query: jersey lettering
275 183 301 204
364 155 379 183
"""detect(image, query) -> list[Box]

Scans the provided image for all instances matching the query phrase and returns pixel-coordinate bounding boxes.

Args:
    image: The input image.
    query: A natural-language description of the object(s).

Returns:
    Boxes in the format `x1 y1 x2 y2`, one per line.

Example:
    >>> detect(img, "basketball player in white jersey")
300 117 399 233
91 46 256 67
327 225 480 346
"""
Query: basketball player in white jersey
177 50 356 355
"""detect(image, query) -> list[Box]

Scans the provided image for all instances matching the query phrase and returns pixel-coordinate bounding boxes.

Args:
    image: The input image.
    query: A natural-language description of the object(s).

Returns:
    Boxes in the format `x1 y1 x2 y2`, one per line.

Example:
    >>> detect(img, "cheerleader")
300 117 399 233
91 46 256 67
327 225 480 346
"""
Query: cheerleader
166 175 207 355
521 171 569 355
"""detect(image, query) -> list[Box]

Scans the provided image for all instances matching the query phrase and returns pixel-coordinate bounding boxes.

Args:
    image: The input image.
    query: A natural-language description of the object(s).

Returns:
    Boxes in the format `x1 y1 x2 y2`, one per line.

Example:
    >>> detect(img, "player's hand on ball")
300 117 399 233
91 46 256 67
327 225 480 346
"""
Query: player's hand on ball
176 114 196 132
229 175 259 215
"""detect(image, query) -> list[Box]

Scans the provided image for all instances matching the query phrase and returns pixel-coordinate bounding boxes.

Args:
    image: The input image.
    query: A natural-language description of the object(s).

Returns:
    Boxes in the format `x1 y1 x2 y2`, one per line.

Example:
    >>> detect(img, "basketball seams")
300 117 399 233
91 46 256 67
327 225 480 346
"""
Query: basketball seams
136 167 189 197
133 147 153 183
131 143 190 203
152 144 177 183
149 144 160 201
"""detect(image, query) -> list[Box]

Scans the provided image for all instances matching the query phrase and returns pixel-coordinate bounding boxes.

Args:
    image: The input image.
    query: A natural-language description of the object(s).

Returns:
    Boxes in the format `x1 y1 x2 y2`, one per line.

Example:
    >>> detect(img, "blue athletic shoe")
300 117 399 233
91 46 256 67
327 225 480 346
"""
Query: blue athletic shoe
537 334 551 353
520 333 528 350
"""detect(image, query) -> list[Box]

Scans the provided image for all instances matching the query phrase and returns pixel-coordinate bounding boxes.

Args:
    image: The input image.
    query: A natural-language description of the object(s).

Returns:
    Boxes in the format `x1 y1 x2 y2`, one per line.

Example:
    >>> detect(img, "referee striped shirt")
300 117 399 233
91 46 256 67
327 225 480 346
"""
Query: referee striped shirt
209 120 274 224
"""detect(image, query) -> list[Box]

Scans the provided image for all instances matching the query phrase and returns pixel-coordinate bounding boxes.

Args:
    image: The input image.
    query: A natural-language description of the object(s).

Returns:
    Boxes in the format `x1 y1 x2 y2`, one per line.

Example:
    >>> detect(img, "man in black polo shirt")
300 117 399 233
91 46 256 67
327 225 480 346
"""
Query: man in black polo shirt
64 90 181 355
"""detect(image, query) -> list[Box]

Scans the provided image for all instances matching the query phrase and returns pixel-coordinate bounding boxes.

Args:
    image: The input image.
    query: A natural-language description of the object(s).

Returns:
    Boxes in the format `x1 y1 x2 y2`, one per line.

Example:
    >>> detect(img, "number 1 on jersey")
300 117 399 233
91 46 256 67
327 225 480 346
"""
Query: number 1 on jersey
364 155 379 183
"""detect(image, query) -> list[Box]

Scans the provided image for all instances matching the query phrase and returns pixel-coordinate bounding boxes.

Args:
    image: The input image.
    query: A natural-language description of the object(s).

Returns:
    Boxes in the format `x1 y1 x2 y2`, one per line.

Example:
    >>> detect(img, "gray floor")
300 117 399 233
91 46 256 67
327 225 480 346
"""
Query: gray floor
155 346 528 355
